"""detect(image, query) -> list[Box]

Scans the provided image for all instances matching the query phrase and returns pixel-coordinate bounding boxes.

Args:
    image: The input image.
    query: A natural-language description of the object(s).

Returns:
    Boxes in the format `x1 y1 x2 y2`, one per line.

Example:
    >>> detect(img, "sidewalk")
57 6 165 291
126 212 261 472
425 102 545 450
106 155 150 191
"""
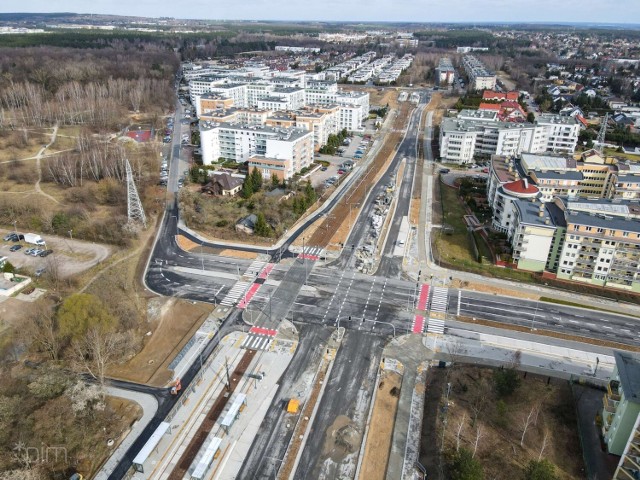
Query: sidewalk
94 388 158 480
381 335 433 480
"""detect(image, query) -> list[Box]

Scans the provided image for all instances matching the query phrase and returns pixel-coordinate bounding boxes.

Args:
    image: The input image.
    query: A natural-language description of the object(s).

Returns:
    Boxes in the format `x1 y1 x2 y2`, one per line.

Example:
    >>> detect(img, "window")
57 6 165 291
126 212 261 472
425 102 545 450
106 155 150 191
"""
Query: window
585 226 593 232
623 232 630 237
597 228 604 233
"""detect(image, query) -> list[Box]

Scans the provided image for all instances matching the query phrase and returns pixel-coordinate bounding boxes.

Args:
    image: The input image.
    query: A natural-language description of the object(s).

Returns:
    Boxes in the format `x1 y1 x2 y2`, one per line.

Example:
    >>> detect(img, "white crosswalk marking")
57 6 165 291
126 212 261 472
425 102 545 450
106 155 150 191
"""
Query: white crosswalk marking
430 287 448 314
241 333 275 351
220 281 251 306
427 318 445 335
245 260 266 277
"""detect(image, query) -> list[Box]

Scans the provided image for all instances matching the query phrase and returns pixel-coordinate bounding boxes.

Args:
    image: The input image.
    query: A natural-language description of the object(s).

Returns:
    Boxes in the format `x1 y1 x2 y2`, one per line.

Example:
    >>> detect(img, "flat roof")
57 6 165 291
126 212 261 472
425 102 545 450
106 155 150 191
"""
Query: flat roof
221 393 247 428
614 351 640 404
133 421 171 466
191 436 223 479
521 153 577 171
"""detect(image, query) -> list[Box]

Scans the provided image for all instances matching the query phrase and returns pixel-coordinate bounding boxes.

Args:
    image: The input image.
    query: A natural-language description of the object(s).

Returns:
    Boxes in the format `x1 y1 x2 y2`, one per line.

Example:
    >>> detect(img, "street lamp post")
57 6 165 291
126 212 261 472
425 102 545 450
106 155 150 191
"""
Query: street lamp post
13 221 18 236
200 240 205 271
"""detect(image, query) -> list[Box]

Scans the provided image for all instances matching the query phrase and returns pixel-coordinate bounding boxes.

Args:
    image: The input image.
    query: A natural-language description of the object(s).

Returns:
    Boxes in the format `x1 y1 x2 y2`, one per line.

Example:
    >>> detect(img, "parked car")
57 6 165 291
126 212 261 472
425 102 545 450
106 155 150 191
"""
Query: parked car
39 249 53 257
338 169 345 175
320 167 328 172
24 248 35 255
3 233 15 241
9 244 22 252
35 266 46 278
30 249 44 257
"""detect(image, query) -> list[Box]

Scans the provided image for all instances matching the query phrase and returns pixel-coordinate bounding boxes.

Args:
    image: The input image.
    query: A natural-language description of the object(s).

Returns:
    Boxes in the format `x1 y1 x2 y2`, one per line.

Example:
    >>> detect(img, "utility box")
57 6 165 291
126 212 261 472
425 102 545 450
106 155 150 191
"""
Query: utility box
287 399 300 414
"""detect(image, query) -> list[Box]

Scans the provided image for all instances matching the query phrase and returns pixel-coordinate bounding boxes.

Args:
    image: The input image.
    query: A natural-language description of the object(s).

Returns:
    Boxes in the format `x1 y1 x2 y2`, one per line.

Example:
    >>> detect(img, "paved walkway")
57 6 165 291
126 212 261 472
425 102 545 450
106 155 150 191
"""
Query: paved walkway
382 335 433 480
94 387 158 480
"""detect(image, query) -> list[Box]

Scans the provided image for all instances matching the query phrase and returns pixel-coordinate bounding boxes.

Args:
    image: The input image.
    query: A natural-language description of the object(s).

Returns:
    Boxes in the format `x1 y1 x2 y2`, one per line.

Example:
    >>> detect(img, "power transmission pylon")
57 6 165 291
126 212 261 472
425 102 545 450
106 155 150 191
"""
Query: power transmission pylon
596 113 609 155
126 159 147 228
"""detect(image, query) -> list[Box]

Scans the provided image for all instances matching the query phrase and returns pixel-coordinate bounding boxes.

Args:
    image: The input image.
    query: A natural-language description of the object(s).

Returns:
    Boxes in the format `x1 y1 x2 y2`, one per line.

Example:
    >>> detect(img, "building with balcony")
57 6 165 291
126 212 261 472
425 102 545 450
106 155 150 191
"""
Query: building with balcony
509 200 566 272
199 122 313 180
613 412 640 480
440 111 580 164
492 178 540 233
602 352 640 460
462 55 496 91
556 198 640 291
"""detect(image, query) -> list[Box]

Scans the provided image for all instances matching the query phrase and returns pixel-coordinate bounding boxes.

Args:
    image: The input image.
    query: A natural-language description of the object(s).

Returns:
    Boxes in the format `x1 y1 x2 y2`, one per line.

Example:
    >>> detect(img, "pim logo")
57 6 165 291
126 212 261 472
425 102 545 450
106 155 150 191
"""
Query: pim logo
13 443 68 464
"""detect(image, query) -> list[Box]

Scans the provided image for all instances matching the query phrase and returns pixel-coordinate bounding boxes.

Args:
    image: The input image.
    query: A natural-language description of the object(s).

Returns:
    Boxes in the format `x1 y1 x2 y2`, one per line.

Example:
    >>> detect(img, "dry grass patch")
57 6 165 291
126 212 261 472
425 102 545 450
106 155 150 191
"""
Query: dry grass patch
108 298 214 386
218 249 258 259
436 365 584 480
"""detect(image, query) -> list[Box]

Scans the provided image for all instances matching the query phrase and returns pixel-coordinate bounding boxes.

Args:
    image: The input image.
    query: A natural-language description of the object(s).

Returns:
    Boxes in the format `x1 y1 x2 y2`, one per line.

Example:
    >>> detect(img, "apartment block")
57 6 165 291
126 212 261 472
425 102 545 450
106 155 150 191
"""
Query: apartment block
509 200 566 272
603 352 640 463
436 57 455 86
440 111 579 164
536 114 581 153
556 198 640 291
462 55 497 91
199 122 313 180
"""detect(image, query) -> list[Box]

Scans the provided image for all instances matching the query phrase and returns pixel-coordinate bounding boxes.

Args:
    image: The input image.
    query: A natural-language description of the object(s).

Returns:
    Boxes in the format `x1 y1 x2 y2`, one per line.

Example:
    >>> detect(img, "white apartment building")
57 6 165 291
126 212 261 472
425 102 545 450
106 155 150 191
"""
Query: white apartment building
536 114 581 153
199 122 313 178
462 55 497 91
440 111 579 164
436 57 455 86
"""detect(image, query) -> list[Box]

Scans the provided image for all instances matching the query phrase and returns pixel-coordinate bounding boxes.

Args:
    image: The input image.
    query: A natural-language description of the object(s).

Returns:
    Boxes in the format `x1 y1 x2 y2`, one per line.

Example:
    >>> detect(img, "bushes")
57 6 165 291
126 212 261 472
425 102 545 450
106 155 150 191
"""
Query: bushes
493 368 521 398
447 448 484 480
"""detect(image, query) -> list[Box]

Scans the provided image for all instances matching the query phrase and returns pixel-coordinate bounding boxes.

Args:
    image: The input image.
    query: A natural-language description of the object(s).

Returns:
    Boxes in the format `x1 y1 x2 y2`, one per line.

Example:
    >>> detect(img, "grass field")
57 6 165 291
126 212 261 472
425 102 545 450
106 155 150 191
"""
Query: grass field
434 181 535 283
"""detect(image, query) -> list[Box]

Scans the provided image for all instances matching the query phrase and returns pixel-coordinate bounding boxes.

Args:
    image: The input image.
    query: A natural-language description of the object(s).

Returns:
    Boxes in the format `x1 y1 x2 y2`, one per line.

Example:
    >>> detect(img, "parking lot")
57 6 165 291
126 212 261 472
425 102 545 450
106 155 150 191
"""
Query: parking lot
0 229 112 278
311 133 373 188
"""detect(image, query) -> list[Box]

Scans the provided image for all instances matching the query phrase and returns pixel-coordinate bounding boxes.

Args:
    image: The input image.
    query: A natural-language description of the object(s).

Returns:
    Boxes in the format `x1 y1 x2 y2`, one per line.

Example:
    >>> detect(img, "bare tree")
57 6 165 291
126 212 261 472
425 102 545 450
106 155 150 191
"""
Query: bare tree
44 254 63 291
22 301 60 360
473 424 485 458
455 412 467 452
538 428 550 461
520 405 536 447
72 327 119 391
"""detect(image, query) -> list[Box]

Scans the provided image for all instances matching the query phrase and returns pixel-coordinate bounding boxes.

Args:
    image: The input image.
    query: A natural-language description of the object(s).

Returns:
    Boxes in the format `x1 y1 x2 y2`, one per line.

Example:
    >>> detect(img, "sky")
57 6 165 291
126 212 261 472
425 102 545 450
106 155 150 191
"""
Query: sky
2 0 640 24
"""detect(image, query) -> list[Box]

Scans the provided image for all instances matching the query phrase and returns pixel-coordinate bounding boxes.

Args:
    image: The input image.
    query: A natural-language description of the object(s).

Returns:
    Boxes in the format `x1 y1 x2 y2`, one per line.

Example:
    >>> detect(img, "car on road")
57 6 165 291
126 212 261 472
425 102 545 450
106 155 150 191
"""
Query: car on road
9 244 22 252
39 249 53 257
178 178 185 188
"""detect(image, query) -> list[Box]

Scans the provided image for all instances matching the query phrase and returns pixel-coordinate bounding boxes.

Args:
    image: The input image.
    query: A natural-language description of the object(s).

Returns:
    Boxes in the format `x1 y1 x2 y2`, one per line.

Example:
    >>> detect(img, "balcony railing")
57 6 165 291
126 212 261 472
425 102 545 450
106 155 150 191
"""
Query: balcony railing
608 380 622 401
603 393 619 414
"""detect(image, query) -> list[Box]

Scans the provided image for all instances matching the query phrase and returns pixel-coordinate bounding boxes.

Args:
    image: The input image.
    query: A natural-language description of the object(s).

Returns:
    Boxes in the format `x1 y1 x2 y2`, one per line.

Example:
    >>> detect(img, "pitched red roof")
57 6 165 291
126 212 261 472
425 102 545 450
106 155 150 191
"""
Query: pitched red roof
503 179 539 195
479 102 501 110
482 90 519 102
576 115 588 128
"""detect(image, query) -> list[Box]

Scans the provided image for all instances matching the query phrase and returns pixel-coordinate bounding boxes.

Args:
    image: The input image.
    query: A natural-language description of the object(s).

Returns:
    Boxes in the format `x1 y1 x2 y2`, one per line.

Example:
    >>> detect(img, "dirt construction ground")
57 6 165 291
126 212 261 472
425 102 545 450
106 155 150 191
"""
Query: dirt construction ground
308 101 413 248
0 227 111 277
359 370 402 480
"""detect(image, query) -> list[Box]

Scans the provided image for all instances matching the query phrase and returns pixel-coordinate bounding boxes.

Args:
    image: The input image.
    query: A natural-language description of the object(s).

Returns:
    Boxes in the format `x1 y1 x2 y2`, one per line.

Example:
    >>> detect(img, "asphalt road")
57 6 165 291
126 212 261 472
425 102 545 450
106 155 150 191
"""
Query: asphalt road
237 324 332 479
113 87 640 479
294 330 383 479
